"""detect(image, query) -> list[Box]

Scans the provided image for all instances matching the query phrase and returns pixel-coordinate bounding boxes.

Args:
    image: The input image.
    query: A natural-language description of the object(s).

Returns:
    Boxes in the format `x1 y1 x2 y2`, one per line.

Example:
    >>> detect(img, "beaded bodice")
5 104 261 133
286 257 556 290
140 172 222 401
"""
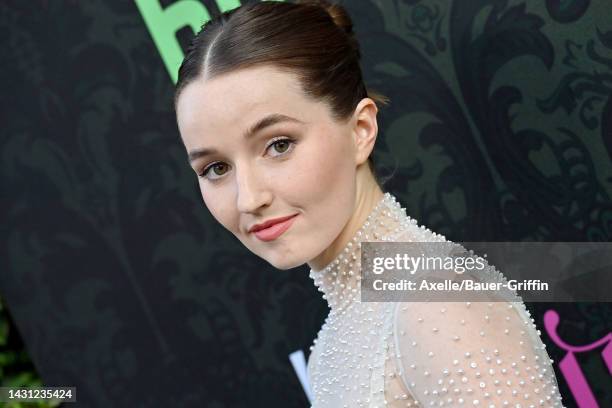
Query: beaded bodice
306 192 566 408
308 192 423 314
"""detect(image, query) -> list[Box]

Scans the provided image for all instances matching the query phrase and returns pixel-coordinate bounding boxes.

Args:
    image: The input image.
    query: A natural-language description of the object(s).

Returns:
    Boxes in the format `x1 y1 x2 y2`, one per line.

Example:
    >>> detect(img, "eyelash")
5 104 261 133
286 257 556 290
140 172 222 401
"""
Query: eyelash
197 136 297 180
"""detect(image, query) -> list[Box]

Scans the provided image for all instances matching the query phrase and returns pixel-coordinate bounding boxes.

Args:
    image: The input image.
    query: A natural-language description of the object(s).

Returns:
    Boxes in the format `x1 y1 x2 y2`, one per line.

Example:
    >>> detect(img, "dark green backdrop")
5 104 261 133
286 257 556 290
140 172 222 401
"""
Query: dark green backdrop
1 0 610 407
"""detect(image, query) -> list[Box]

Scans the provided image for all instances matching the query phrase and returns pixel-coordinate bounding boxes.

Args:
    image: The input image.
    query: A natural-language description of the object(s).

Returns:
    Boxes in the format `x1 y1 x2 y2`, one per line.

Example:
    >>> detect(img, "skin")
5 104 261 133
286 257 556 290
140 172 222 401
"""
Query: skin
176 64 383 271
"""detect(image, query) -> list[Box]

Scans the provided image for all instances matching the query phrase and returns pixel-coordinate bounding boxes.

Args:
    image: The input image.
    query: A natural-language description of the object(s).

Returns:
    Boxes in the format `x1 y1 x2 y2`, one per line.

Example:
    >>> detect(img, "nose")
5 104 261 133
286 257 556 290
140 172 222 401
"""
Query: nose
235 165 272 215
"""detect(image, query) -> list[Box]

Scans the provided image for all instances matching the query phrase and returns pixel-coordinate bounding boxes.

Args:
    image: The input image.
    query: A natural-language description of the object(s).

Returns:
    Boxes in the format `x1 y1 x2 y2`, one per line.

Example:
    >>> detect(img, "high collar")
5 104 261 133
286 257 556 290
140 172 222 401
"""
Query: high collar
308 192 417 314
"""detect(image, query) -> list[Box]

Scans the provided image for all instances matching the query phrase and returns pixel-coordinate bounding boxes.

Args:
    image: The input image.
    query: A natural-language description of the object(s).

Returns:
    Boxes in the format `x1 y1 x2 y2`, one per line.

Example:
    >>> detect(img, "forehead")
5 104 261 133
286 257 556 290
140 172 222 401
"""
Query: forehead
176 65 324 142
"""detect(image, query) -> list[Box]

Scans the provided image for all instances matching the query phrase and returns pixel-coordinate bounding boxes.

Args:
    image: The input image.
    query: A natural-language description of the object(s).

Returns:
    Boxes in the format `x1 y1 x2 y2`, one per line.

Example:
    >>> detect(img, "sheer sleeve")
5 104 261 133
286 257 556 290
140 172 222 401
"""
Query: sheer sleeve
389 299 565 407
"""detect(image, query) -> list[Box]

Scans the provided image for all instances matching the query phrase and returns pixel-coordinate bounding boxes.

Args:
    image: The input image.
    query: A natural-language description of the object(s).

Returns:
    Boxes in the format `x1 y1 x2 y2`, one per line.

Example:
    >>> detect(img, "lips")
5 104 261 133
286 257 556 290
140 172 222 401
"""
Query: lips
249 214 298 233
249 214 298 242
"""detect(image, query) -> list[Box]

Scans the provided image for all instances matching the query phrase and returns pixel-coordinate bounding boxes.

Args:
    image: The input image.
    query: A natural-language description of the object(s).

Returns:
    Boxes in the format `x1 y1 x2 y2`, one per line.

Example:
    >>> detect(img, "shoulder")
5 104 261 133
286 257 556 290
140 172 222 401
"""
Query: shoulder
386 300 562 407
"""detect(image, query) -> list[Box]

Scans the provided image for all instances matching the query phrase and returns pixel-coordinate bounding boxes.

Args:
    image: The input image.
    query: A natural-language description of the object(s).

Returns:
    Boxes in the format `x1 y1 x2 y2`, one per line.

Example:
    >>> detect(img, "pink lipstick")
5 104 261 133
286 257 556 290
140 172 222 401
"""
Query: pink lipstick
251 214 298 242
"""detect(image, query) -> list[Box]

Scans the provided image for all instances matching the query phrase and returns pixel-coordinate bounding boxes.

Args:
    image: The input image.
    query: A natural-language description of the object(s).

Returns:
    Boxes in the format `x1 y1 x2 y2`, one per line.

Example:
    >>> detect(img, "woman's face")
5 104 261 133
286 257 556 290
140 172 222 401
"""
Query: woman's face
176 65 375 270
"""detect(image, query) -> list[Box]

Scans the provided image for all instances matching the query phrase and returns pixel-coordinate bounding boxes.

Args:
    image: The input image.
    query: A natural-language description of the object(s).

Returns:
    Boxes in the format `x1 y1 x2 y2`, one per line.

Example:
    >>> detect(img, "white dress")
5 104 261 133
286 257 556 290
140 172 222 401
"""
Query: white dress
306 192 565 407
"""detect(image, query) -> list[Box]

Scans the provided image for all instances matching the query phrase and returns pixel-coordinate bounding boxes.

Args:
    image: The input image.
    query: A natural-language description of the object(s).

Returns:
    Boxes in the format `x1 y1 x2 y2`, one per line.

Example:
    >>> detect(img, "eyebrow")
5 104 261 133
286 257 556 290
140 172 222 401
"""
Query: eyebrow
187 113 305 163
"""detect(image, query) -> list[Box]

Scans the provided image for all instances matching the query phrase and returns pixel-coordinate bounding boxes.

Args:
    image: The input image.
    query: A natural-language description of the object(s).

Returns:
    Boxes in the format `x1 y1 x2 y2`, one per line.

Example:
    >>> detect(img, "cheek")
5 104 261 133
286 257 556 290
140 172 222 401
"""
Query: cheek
200 184 238 232
295 132 355 193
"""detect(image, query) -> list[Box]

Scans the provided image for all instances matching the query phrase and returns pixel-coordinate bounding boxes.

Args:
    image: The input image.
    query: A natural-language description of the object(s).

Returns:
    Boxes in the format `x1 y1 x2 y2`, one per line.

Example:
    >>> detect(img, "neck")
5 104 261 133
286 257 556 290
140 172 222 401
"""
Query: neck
308 191 415 313
308 168 384 271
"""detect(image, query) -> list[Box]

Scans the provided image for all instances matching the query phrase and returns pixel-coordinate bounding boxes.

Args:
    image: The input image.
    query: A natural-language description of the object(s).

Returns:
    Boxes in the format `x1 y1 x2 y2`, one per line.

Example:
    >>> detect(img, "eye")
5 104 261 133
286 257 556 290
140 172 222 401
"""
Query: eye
197 137 296 181
266 136 296 157
198 162 228 180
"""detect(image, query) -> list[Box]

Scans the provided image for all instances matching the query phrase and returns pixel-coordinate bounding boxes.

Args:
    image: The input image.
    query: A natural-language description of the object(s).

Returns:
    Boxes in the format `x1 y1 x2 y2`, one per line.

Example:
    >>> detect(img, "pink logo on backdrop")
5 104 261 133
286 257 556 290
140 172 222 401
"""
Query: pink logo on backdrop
544 310 612 408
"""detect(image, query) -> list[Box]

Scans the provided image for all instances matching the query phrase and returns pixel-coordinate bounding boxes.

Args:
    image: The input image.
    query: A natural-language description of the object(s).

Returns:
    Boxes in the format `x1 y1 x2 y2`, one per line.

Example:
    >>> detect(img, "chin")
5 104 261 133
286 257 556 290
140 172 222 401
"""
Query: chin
258 250 307 270
241 238 307 270
267 257 304 271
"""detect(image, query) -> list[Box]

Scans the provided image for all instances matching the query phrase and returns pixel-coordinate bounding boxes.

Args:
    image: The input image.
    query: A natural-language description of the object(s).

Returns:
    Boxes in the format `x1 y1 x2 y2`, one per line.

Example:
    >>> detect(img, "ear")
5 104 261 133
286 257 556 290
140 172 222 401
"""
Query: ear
351 98 379 166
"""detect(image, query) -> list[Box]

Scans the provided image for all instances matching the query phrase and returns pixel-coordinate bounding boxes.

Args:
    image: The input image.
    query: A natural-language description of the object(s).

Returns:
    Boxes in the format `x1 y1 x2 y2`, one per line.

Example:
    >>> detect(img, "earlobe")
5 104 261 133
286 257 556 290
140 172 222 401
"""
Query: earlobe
353 98 379 166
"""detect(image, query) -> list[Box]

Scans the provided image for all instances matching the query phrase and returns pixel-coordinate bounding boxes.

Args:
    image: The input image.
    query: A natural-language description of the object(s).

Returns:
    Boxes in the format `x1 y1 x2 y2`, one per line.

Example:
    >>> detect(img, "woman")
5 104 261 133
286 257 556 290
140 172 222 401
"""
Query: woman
174 1 566 406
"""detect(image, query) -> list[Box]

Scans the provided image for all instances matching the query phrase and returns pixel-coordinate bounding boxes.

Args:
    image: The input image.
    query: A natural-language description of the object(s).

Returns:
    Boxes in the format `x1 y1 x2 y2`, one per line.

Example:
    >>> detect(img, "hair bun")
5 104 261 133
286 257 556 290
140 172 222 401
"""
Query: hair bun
297 0 354 35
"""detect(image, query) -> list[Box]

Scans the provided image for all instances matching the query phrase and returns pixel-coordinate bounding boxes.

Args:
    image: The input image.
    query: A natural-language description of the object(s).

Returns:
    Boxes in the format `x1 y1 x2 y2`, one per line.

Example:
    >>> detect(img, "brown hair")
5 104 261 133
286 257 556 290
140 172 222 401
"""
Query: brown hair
174 0 390 183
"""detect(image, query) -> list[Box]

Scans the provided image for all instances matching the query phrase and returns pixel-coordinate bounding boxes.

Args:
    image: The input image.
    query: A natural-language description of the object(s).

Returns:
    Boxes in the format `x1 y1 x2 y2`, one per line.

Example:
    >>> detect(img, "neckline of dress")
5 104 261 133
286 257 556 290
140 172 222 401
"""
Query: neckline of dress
308 192 416 314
